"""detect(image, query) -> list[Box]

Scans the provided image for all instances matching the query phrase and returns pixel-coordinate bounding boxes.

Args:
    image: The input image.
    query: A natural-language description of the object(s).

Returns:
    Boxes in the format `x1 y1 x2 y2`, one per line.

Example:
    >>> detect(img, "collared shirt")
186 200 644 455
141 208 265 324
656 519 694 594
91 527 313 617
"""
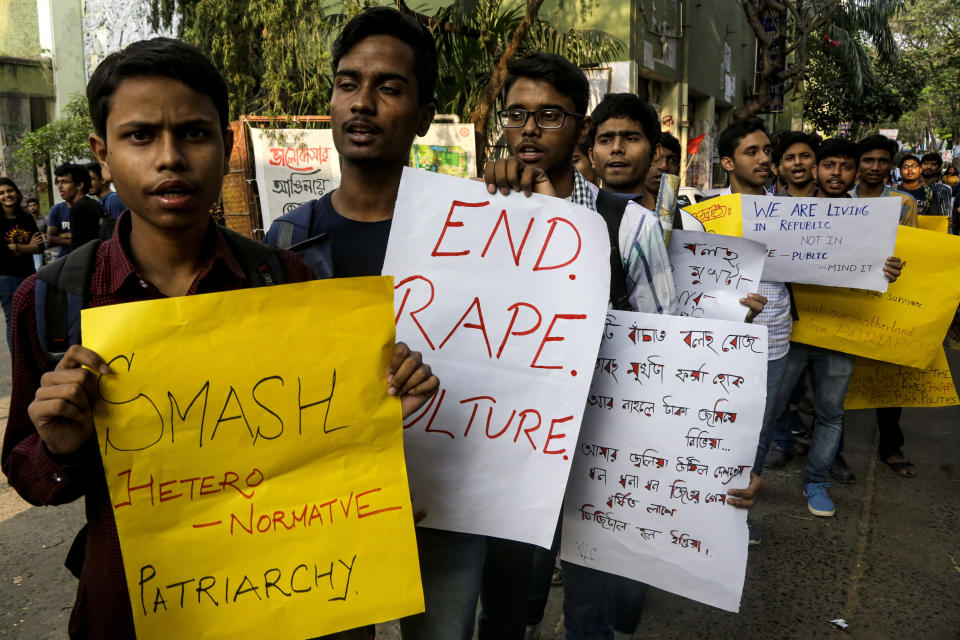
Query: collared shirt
568 169 676 314
719 185 792 360
850 184 918 227
1 213 313 639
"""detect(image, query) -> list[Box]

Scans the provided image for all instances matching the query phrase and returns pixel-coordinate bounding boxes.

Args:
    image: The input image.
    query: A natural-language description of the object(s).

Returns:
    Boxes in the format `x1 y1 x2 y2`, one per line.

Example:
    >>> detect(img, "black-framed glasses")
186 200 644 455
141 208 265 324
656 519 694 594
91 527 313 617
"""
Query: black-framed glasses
497 108 583 129
55 179 74 186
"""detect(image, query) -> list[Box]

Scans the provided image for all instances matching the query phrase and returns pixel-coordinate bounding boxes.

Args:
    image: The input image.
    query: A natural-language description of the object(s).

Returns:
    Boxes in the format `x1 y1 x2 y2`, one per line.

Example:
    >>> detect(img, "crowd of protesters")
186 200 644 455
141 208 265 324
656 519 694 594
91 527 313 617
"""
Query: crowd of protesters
1 7 957 640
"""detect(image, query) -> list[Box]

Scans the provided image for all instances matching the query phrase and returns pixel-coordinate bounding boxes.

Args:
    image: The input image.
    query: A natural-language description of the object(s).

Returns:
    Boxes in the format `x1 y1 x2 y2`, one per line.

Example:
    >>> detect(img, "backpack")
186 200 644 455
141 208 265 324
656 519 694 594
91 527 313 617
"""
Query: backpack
594 189 633 311
34 227 288 578
262 200 335 279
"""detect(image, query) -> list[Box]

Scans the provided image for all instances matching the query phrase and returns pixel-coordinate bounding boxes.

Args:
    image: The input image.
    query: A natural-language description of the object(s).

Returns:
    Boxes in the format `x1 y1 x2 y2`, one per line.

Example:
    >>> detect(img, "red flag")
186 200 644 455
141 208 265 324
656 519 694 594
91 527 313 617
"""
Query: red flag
687 134 706 157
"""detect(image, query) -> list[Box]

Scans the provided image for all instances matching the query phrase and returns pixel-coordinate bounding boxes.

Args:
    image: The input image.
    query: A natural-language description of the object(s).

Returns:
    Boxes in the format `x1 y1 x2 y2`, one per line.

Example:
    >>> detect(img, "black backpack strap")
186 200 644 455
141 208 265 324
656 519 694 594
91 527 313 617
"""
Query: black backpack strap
35 240 102 362
594 189 632 311
219 227 287 287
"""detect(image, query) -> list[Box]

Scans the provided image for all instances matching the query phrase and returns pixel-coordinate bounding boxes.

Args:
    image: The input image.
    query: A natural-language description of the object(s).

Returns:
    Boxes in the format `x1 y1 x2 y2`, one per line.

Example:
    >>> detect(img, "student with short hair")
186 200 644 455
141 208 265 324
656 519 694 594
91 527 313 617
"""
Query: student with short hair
86 160 127 221
1 36 436 640
918 152 953 215
766 138 901 516
485 61 762 640
571 140 598 186
263 9 485 640
47 163 90 257
771 131 819 197
852 135 918 225
897 153 951 216
642 131 681 209
585 92 661 208
852 135 919 478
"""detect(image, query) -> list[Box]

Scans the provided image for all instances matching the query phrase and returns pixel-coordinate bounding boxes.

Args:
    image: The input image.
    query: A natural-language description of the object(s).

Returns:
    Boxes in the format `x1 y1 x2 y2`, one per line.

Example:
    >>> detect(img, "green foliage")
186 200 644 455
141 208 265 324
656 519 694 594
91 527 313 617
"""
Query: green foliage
151 0 621 127
13 94 95 172
151 1 360 119
802 38 923 138
431 0 623 125
887 0 960 144
739 0 907 119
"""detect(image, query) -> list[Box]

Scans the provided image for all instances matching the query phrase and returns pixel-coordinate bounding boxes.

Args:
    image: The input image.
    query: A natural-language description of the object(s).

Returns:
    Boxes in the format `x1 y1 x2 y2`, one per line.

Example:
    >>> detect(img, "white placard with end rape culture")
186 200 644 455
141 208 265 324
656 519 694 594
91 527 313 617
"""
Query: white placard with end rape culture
383 167 610 548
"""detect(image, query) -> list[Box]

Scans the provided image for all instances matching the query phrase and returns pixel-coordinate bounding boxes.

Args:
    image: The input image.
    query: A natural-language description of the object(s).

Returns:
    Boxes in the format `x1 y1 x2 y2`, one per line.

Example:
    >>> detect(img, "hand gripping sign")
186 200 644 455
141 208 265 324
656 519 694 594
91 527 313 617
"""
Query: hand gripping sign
561 311 768 612
84 277 423 640
684 194 900 292
383 167 610 548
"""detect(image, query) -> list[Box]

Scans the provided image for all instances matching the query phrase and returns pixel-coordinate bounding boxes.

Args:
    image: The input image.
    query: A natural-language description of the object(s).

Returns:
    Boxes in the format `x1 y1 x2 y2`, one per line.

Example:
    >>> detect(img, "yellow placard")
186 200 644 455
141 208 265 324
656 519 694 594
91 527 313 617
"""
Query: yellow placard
917 215 949 233
791 226 960 368
82 277 423 640
844 348 959 409
682 194 744 236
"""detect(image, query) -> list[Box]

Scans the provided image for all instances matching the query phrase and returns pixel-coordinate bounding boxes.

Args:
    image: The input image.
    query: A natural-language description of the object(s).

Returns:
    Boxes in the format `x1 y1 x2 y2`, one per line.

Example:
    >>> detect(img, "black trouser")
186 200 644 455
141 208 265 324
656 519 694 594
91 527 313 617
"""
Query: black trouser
876 407 904 459
478 537 537 640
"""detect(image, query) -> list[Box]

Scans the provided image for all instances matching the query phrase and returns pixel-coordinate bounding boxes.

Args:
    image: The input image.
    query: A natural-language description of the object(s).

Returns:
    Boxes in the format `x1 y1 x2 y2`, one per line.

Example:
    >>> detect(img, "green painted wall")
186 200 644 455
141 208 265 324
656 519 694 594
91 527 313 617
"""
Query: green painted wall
0 58 54 97
0 0 43 59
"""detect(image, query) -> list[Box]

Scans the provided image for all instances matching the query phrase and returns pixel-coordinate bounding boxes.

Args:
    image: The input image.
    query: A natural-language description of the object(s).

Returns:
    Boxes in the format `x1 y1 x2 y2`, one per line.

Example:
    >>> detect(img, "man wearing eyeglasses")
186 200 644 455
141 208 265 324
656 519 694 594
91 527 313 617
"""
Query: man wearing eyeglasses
898 154 951 217
482 54 761 640
46 163 92 257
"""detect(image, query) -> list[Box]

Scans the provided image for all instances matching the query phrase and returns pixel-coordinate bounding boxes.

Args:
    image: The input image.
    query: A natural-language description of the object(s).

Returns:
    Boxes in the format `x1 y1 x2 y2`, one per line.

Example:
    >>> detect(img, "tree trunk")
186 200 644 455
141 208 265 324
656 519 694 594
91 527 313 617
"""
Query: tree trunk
469 0 546 166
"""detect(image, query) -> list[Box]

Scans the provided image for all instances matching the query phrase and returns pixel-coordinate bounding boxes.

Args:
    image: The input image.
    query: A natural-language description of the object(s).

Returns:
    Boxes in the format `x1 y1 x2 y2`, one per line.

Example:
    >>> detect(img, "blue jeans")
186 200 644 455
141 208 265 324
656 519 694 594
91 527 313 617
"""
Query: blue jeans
0 275 25 350
771 343 854 484
752 353 789 475
561 561 649 639
400 528 486 640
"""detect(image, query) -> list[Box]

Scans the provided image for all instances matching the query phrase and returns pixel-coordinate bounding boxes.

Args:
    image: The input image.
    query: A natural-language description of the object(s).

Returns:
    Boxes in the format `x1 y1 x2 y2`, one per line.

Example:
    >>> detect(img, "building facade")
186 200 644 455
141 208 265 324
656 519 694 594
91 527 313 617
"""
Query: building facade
0 0 55 203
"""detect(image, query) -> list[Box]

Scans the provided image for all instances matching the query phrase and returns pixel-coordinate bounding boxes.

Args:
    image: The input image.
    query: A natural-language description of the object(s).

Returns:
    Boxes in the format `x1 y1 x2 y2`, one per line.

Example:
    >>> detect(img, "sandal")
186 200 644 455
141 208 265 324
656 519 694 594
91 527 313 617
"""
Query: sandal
882 455 916 478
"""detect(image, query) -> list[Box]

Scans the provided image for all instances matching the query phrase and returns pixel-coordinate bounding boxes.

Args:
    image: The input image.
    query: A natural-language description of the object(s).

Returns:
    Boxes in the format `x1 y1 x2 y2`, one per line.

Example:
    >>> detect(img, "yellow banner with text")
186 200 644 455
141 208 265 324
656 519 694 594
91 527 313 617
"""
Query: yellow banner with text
83 277 423 640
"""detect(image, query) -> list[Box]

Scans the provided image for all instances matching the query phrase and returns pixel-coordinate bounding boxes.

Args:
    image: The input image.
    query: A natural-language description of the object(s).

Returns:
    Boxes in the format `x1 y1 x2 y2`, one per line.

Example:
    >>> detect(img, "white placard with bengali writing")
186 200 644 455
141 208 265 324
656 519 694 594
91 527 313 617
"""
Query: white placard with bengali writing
560 311 767 612
383 167 610 547
668 230 767 321
741 195 899 291
250 128 341 229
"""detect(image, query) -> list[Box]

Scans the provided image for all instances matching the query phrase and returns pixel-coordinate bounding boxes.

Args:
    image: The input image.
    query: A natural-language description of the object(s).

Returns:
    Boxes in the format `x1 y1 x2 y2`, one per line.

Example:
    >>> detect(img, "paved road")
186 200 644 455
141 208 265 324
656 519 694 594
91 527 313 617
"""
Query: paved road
1 329 958 639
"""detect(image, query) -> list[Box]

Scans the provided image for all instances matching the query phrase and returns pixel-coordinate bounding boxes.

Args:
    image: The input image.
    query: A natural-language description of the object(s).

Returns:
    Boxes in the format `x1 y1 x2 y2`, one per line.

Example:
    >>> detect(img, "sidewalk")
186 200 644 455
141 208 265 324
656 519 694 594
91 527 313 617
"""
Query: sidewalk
2 348 958 639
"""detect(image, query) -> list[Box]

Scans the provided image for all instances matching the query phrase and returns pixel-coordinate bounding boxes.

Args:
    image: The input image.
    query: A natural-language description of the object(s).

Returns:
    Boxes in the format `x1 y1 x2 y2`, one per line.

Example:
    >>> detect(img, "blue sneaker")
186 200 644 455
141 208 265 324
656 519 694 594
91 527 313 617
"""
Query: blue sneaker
804 482 836 517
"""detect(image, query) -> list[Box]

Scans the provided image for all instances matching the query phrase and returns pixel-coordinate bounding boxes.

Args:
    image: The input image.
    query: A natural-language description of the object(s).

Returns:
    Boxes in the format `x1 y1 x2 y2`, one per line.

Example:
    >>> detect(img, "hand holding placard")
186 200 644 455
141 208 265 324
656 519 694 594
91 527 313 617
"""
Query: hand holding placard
384 167 610 547
83 277 423 640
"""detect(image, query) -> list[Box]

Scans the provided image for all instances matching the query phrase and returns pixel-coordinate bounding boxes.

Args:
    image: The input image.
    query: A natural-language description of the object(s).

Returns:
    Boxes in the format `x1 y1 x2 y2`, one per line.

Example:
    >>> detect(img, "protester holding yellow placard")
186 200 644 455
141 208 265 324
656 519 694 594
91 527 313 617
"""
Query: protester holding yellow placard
850 135 919 478
1 38 437 640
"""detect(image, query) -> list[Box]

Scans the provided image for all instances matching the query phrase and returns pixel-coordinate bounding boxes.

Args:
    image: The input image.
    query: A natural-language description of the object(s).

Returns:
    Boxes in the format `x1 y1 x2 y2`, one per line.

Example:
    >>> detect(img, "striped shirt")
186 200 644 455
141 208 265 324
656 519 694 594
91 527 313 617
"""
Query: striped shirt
719 186 792 360
569 170 676 314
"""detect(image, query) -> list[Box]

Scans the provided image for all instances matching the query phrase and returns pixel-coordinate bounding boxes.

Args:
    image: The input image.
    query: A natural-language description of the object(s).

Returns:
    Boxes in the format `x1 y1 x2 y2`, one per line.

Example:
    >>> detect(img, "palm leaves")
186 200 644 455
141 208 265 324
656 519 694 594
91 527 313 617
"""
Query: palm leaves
430 0 623 126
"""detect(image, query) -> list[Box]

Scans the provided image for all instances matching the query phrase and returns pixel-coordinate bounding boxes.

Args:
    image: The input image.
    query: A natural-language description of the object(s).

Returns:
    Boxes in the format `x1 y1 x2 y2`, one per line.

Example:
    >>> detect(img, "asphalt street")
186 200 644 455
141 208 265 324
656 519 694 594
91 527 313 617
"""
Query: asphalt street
1 330 958 639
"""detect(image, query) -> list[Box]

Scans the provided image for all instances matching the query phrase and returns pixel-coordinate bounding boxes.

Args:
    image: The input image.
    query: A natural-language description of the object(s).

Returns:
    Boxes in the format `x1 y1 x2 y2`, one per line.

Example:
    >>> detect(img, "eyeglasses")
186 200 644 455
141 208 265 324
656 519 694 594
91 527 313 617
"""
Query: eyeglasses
498 108 583 129
900 164 920 170
55 179 74 186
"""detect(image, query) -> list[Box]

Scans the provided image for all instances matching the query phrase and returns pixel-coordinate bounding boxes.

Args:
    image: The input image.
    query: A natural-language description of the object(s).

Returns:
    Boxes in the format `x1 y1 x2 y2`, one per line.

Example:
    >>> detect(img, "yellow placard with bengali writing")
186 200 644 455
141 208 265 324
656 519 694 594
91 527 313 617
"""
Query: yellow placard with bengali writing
917 215 949 233
791 226 960 368
682 194 744 236
82 277 423 640
844 348 959 409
